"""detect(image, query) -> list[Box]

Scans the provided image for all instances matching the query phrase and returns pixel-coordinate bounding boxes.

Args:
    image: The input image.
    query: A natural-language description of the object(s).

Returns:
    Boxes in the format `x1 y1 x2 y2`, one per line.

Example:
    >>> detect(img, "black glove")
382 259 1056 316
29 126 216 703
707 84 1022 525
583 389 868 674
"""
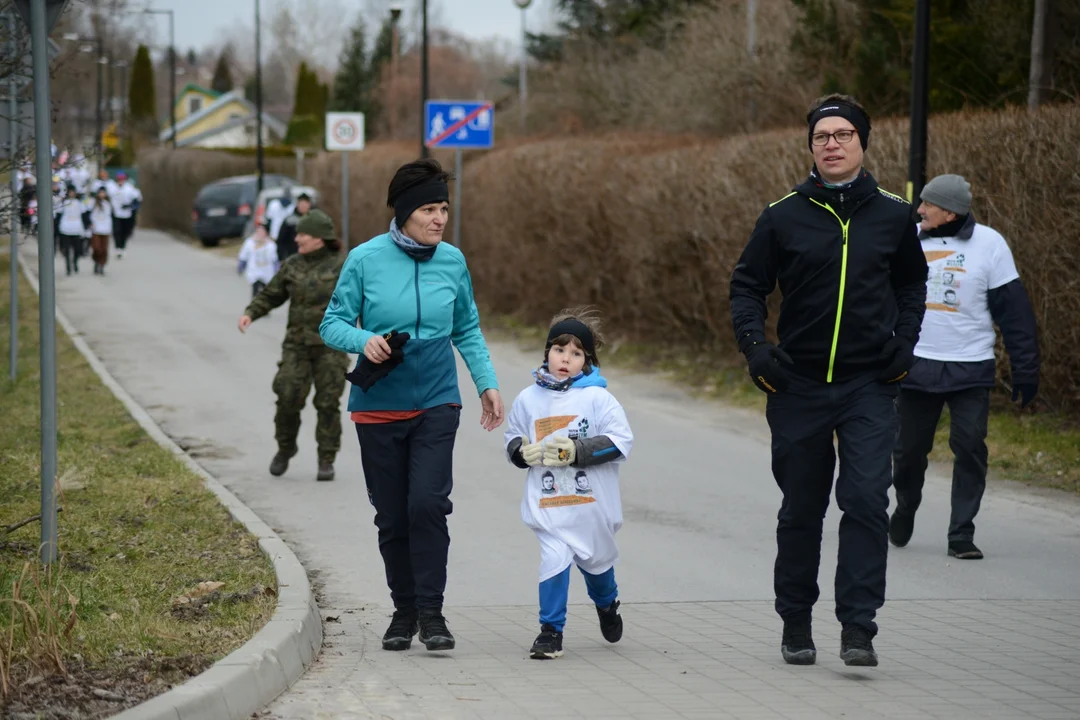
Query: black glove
1011 381 1038 409
877 336 914 383
345 331 410 392
744 342 794 394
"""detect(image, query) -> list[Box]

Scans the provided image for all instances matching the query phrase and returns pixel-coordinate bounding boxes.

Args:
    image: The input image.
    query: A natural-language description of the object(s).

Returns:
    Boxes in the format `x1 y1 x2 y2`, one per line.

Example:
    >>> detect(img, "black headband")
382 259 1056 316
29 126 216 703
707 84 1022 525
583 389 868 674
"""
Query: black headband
807 101 871 151
546 319 598 365
392 179 449 231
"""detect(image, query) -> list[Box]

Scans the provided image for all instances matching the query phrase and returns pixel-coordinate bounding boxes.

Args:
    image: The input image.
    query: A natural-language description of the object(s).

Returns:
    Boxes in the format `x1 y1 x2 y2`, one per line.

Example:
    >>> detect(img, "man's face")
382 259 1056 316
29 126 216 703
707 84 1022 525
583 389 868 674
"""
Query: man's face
811 117 863 183
296 232 326 254
297 199 311 214
402 202 449 247
917 201 957 230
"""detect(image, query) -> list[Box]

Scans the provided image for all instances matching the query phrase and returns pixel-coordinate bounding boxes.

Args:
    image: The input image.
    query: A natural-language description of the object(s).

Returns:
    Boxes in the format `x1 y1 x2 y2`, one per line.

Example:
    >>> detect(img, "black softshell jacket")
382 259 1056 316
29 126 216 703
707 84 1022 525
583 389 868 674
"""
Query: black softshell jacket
730 170 929 384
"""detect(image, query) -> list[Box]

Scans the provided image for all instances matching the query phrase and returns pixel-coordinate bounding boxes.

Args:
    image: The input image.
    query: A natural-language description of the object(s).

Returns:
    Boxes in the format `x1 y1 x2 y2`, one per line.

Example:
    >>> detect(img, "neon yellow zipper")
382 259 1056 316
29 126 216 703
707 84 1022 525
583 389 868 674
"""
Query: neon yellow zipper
808 199 850 383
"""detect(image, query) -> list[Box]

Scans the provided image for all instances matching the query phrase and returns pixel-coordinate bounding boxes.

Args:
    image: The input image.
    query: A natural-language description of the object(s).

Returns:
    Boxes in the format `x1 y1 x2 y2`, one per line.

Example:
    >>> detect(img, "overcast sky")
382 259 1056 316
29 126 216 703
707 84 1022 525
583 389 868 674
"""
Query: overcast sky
145 0 557 58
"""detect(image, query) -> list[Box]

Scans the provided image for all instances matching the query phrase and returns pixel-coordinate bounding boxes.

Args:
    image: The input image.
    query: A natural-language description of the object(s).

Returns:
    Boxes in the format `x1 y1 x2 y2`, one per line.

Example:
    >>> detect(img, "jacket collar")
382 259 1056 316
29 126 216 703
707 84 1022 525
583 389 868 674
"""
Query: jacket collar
919 212 975 241
795 166 879 208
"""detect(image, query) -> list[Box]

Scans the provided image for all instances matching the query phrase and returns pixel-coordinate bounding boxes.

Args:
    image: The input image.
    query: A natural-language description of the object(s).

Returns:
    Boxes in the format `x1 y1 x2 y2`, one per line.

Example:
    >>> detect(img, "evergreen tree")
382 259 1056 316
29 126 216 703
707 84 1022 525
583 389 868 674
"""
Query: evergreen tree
285 62 325 146
128 44 158 136
331 15 371 113
211 49 234 93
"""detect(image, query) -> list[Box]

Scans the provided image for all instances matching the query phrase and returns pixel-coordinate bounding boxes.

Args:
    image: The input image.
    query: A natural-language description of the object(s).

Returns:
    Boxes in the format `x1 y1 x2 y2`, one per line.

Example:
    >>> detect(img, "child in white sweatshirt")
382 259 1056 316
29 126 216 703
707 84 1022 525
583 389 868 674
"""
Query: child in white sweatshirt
504 307 634 659
237 220 279 299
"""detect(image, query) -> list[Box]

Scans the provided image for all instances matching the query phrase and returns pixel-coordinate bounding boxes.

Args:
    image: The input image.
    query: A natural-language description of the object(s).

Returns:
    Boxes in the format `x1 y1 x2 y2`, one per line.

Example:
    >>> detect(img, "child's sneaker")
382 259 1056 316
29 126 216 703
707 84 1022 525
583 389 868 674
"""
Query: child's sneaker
529 624 563 659
596 600 623 643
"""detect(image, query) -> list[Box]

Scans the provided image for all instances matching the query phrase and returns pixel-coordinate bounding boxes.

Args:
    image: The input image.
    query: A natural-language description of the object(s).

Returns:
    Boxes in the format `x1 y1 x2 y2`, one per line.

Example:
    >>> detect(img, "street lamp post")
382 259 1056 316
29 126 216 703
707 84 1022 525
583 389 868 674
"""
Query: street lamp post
513 0 531 132
906 0 930 206
254 0 263 193
144 8 175 148
420 0 429 158
96 32 104 167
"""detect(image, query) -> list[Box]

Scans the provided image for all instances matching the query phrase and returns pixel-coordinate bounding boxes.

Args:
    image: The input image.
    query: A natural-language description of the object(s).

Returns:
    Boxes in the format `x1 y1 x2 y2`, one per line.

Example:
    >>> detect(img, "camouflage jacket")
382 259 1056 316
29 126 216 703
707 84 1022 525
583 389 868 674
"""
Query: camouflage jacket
245 247 344 347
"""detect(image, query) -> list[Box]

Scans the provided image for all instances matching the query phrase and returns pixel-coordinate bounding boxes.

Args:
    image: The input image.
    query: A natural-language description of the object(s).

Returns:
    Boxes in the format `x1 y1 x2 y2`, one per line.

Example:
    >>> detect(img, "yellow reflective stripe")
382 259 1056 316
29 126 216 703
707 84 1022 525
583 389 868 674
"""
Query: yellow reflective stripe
769 191 798 208
808 198 850 383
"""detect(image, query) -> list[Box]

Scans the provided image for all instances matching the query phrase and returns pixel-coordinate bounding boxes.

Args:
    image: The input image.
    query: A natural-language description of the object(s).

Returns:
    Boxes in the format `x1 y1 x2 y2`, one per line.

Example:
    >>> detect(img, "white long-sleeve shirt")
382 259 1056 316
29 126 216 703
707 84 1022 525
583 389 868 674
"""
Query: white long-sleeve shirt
238 236 279 285
110 183 141 219
89 200 114 236
55 197 87 236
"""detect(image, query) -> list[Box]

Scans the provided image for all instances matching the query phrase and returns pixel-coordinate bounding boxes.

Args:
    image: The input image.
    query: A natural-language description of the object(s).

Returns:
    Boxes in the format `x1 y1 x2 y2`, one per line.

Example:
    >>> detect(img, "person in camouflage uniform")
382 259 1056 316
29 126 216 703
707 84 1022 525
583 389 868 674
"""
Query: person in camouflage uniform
238 208 348 482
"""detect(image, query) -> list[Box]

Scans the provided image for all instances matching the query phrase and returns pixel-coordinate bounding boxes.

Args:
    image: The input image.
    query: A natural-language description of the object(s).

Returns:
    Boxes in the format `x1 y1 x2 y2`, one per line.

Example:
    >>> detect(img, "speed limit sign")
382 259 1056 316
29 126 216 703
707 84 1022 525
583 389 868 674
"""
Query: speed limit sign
325 112 366 151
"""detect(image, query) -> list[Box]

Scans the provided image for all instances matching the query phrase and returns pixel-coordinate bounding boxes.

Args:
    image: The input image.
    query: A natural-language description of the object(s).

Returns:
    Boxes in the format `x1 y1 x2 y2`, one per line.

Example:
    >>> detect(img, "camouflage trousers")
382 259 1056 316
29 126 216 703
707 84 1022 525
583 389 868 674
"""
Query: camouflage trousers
272 343 349 463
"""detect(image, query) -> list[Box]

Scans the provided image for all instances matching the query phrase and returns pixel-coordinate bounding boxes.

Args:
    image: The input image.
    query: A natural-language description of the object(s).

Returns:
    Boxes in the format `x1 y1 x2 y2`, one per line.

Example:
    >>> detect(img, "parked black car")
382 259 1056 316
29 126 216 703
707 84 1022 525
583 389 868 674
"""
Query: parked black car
191 174 296 247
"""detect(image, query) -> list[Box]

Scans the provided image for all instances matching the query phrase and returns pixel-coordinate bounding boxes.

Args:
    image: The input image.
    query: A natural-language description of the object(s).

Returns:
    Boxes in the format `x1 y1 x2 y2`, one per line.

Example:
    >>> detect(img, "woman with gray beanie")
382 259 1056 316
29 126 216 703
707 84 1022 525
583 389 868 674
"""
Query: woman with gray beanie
890 173 1040 561
320 158 503 653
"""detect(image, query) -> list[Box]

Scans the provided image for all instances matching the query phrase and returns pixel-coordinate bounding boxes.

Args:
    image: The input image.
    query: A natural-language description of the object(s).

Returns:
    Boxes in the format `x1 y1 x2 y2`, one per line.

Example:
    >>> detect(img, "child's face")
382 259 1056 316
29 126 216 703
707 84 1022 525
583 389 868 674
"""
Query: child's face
547 341 586 379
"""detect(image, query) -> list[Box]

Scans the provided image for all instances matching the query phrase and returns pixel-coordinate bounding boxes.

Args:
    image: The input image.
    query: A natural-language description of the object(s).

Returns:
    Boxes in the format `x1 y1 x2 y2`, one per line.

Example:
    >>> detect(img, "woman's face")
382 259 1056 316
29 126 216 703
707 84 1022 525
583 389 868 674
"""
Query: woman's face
296 232 326 254
403 202 449 246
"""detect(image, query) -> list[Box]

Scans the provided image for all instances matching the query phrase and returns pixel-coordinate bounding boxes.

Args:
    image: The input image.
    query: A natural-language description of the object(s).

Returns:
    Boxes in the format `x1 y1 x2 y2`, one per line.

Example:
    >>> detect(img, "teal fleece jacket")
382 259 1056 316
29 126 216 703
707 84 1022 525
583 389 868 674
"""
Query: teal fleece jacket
319 233 498 412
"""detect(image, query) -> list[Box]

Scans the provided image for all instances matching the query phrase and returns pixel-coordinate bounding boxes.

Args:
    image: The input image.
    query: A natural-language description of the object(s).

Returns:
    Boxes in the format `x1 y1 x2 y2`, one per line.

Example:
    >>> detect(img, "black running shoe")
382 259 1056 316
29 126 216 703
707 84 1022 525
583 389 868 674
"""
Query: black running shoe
840 624 879 667
418 609 455 651
781 614 817 665
889 510 915 548
948 540 984 559
596 600 623 643
530 624 564 659
381 608 418 651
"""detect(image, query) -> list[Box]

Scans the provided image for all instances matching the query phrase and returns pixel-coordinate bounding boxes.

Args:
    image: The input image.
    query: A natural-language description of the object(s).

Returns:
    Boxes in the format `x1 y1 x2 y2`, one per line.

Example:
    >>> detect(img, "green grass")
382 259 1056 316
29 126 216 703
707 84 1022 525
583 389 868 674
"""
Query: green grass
0 256 276 699
482 312 1080 494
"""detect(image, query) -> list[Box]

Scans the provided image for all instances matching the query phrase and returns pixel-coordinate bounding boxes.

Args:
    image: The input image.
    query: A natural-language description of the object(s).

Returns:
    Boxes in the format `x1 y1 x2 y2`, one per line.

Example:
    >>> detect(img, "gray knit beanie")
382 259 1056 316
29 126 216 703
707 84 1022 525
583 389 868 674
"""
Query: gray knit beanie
920 174 972 215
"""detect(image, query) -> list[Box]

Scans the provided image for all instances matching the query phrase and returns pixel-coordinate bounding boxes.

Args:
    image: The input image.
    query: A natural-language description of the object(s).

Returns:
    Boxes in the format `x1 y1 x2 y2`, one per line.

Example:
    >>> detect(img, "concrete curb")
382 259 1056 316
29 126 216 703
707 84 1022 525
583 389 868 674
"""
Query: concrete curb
17 255 323 720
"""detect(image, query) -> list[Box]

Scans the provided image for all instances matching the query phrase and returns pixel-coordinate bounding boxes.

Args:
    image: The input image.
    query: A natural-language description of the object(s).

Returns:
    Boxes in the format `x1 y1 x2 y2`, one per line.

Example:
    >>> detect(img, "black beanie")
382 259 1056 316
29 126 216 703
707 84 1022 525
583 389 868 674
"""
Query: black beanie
807 100 871 151
392 179 449 232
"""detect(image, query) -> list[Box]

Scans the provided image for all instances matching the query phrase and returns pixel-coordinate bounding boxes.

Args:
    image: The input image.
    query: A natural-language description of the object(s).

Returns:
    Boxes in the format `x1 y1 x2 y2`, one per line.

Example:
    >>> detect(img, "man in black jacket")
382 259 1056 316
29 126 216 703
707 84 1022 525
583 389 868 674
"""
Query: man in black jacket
889 174 1040 561
275 192 313 260
730 93 928 668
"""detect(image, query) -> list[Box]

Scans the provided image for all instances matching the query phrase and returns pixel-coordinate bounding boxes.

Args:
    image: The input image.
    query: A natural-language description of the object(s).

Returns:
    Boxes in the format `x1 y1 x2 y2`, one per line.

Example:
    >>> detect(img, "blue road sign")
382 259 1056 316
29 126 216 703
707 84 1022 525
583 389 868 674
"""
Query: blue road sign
425 100 494 150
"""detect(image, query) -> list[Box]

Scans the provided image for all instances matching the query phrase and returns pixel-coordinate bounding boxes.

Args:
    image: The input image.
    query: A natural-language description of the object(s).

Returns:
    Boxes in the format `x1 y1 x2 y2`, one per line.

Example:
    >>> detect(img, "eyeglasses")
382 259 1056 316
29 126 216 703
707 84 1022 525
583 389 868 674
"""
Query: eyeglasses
812 130 856 146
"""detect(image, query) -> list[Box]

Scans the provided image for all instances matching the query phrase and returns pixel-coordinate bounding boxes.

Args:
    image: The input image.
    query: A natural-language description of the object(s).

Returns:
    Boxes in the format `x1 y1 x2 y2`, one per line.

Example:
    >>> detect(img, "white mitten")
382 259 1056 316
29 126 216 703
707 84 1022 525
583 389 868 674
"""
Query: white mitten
542 435 576 467
519 438 544 467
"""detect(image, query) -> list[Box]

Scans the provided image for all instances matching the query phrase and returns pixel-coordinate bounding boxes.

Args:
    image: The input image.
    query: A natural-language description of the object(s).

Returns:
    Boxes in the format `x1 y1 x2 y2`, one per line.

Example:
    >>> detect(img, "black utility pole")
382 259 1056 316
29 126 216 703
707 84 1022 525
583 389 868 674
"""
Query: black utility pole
144 9 176 147
420 0 429 158
96 31 104 168
907 0 930 207
255 0 264 192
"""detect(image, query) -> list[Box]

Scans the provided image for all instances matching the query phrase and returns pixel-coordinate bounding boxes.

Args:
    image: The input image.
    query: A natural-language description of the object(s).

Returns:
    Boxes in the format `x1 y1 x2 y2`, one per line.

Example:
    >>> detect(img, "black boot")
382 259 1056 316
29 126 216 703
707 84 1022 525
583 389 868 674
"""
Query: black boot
316 461 335 482
889 509 915 547
269 449 295 477
840 624 878 667
781 614 816 665
381 608 418 651
418 609 455 651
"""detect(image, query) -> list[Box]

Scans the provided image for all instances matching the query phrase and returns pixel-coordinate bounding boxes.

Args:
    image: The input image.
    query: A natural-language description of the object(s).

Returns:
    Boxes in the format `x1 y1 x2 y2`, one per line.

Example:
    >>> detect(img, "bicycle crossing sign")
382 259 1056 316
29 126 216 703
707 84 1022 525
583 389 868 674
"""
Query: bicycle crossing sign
425 100 494 150
325 112 365 151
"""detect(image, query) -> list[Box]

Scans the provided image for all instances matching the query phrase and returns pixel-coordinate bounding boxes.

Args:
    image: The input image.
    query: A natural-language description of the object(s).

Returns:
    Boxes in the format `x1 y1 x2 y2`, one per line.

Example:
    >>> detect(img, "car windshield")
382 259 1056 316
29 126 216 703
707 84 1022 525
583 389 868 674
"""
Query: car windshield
197 183 246 207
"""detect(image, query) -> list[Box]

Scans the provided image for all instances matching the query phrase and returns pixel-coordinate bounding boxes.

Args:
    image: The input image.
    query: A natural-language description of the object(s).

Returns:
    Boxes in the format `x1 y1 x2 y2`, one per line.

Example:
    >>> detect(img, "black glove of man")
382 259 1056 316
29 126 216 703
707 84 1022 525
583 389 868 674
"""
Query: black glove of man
345 331 410 392
1011 380 1038 409
744 342 794 394
877 336 914 383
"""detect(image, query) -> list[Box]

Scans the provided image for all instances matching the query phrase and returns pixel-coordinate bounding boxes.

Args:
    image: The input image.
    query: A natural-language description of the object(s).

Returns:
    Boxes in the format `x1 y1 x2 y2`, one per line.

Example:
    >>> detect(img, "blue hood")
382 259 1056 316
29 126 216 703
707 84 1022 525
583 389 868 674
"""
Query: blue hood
571 367 608 388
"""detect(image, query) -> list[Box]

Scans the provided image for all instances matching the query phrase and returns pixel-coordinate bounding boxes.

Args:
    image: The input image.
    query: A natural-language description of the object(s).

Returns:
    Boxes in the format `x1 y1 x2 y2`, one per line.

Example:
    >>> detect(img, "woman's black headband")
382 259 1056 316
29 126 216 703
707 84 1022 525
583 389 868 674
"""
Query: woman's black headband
546 319 597 365
392 179 449 231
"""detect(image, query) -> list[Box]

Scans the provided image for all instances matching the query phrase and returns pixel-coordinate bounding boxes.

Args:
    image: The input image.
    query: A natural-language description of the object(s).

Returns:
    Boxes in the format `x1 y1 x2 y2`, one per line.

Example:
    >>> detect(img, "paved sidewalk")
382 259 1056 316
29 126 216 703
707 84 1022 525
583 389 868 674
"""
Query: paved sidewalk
25 231 1080 720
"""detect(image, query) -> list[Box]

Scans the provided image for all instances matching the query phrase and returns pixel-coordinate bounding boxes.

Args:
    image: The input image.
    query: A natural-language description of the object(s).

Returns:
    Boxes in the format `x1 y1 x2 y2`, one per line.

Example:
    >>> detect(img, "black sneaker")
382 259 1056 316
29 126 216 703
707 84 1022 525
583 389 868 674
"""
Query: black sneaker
418 610 455 651
381 608 418 651
529 624 564 659
840 624 878 667
781 614 816 665
948 540 984 559
269 449 295 477
889 510 915 547
596 600 623 643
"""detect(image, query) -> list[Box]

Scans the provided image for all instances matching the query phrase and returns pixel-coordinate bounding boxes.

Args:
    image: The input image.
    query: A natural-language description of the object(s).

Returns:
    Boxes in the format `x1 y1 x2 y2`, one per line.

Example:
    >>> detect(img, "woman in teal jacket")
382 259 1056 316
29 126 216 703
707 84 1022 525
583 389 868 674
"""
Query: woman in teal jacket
320 158 503 654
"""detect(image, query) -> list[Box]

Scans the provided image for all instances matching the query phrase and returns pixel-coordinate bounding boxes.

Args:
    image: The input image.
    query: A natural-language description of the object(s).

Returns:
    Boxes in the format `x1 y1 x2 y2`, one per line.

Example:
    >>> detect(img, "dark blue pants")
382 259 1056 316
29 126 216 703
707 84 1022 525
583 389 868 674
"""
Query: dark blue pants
539 566 618 632
765 374 898 636
892 387 990 542
355 405 460 611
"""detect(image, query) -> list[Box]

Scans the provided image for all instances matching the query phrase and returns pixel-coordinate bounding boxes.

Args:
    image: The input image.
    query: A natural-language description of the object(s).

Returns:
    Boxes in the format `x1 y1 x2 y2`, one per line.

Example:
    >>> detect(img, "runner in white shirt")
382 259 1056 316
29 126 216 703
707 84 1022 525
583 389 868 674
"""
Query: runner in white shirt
110 172 142 257
890 174 1040 561
237 221 280 298
504 308 633 659
54 185 89 276
88 186 114 275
